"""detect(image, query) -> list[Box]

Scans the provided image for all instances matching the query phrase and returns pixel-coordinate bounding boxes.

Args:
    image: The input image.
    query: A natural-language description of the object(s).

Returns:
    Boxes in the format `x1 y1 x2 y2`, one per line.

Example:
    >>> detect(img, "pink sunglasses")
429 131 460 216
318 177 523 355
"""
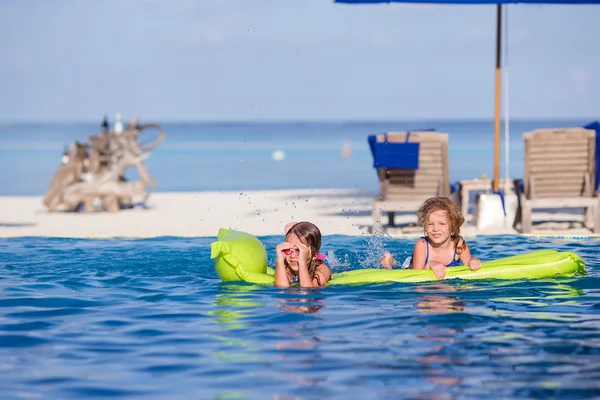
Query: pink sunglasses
282 248 300 256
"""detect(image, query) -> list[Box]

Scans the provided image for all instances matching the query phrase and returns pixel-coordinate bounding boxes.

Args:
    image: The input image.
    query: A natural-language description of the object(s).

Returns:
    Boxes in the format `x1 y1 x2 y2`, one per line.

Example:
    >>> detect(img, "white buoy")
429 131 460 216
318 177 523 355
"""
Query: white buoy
114 113 123 135
272 150 285 161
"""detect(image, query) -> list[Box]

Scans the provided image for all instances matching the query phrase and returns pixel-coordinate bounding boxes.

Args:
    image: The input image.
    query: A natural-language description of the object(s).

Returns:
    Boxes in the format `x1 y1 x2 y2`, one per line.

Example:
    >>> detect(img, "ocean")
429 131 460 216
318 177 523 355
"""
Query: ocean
1 119 600 399
0 119 595 196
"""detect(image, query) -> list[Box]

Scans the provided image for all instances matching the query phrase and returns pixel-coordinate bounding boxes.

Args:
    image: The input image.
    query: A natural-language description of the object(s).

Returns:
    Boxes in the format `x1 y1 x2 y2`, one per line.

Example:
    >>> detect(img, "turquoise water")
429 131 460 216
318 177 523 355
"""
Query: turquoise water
1 235 599 399
0 119 595 196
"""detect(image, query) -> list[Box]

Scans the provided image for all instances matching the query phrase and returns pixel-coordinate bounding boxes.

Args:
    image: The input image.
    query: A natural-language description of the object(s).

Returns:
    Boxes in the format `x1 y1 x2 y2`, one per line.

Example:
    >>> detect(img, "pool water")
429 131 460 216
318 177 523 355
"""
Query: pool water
1 235 599 399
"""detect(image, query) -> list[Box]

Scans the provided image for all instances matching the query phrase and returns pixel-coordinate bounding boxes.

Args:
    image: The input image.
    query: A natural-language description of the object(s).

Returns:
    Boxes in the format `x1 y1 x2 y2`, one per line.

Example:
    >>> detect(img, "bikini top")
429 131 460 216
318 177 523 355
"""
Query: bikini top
422 236 462 267
316 254 331 267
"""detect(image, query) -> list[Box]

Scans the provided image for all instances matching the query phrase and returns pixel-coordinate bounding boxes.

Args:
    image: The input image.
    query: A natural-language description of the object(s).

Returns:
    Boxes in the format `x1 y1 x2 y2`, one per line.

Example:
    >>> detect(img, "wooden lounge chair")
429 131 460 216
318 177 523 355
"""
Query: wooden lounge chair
519 127 600 233
370 131 451 230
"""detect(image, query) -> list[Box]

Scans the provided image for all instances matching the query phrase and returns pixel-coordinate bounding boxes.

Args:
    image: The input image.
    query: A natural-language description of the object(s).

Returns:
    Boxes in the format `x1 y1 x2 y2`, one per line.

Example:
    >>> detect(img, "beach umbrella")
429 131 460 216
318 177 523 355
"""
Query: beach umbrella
334 0 600 192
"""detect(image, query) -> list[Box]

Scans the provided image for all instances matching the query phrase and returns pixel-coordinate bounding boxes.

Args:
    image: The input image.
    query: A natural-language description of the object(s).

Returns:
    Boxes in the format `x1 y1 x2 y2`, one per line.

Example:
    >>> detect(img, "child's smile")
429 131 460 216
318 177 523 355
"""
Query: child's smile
426 210 451 245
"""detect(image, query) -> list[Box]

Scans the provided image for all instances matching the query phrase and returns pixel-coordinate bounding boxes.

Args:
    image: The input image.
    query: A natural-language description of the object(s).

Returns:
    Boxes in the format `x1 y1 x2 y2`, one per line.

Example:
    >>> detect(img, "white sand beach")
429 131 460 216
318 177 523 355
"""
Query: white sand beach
0 189 597 239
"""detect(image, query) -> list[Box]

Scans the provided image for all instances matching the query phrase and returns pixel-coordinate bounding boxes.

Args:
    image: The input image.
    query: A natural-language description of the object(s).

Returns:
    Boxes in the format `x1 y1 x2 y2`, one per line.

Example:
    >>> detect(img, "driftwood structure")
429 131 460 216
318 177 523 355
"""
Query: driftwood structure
43 117 166 212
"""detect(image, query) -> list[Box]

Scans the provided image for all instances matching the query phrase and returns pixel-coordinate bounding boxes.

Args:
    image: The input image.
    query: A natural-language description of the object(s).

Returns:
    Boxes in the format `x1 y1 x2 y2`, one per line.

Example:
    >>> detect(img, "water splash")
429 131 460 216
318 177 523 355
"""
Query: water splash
323 249 348 271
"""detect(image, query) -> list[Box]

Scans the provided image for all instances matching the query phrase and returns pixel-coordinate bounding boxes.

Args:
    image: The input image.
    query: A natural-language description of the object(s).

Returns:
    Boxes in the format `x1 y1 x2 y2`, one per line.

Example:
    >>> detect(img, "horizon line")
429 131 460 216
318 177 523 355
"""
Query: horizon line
0 116 597 125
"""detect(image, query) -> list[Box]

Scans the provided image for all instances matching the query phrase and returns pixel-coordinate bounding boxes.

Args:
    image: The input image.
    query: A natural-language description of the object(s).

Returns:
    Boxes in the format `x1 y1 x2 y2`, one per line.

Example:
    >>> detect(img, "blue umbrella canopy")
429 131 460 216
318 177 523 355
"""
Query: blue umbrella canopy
335 0 600 190
337 1 599 4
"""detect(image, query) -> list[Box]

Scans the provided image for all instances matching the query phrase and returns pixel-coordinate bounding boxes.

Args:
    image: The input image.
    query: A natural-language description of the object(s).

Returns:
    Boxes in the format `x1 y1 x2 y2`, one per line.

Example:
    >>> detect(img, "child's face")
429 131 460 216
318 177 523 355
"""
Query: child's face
425 210 451 244
283 233 312 271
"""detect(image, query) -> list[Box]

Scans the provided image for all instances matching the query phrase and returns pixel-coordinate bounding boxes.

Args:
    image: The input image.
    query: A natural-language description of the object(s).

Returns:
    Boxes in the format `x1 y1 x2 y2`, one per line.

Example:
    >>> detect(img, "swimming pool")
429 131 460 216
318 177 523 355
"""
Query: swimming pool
0 235 599 399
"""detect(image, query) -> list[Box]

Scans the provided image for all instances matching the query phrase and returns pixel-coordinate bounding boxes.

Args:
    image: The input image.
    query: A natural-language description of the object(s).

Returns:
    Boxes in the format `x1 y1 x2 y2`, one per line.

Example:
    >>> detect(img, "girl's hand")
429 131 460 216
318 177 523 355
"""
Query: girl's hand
296 242 310 263
276 242 295 260
380 252 398 269
428 262 447 279
468 257 482 271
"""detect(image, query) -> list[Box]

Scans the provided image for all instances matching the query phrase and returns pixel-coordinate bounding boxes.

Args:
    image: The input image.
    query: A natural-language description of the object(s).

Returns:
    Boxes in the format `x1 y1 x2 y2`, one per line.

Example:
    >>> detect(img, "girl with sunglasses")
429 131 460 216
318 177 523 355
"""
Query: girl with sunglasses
274 221 332 288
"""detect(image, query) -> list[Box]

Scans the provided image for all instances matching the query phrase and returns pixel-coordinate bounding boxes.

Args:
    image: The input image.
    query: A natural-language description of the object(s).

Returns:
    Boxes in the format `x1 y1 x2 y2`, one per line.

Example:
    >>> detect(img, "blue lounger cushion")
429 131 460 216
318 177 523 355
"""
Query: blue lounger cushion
368 130 435 170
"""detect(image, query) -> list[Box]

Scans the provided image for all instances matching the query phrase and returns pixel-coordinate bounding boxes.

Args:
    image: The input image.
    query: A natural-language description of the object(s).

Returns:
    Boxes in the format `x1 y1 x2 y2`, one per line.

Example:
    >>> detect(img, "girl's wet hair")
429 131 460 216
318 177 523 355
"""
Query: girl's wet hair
416 197 466 254
285 221 323 279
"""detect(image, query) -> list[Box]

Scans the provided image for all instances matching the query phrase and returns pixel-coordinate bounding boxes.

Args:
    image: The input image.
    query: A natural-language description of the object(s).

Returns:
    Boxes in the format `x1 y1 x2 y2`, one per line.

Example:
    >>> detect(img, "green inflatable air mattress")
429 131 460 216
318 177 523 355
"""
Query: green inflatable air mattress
210 229 587 285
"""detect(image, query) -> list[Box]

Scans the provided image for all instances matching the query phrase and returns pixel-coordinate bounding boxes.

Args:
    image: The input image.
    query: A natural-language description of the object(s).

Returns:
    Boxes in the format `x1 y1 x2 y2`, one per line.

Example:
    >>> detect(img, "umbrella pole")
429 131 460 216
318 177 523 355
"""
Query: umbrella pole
503 5 511 194
493 4 502 192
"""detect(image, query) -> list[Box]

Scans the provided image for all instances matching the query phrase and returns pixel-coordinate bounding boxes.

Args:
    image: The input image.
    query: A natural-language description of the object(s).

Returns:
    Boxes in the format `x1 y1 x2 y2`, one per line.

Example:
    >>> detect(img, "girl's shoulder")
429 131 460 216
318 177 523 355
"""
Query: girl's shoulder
414 237 428 248
454 235 468 254
315 257 332 275
314 258 332 286
456 235 469 247
316 254 331 268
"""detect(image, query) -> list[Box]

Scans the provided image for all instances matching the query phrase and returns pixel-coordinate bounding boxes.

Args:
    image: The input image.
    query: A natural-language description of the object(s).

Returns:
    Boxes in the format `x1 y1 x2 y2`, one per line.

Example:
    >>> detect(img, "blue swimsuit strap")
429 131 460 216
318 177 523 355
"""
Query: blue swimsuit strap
422 236 459 267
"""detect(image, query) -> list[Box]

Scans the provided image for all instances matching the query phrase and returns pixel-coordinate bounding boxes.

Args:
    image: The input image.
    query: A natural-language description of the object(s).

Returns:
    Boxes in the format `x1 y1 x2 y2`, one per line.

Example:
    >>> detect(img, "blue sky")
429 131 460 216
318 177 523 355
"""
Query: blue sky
1 0 599 121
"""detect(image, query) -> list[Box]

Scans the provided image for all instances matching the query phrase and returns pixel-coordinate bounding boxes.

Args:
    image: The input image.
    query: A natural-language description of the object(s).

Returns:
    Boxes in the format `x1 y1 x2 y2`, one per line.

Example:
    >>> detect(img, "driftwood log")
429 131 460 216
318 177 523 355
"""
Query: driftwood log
43 118 166 212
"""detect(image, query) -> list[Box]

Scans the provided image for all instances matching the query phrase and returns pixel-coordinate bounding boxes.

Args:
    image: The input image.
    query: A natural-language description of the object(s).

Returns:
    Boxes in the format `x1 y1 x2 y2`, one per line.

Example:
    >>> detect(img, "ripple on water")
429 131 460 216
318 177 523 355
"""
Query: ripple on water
0 321 55 331
0 334 48 348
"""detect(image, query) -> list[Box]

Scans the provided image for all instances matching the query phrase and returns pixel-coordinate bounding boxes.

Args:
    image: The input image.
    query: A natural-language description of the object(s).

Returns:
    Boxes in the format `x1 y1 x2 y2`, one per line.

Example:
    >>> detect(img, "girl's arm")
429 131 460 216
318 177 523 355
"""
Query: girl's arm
312 263 332 287
458 238 482 270
457 237 472 265
274 243 291 287
410 239 428 270
296 243 314 288
297 260 313 288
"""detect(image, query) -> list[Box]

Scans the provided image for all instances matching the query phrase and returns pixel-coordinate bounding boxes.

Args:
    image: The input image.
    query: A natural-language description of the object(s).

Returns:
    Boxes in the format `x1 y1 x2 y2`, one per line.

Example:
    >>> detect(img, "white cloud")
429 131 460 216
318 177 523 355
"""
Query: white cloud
459 25 492 41
570 67 588 97
178 23 242 46
370 34 393 47
204 28 229 45
141 0 221 10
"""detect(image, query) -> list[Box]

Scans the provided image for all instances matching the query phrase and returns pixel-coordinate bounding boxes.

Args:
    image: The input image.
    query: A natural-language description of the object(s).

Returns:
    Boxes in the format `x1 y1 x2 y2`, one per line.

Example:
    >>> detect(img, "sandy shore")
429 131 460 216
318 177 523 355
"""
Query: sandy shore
0 189 597 238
